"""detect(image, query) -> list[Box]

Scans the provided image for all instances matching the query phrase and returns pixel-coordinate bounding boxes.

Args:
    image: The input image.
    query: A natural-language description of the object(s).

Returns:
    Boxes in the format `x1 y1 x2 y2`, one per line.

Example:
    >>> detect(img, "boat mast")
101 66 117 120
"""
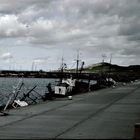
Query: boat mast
76 50 80 79
61 56 64 73
60 55 67 82
59 56 64 83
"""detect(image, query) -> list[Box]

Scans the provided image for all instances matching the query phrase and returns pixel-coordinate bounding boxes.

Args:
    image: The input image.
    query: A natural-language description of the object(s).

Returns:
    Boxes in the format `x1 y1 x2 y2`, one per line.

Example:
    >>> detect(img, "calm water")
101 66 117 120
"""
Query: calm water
0 77 97 107
0 77 58 106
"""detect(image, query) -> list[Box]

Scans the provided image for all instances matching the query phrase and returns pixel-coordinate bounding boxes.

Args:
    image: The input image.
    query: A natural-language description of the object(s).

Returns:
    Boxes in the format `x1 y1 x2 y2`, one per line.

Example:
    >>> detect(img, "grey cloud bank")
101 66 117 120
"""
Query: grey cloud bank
0 0 139 70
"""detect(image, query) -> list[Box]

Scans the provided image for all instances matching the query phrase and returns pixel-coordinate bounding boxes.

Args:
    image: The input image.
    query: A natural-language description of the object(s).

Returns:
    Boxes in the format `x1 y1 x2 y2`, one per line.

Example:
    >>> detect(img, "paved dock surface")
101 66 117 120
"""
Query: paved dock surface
0 81 140 139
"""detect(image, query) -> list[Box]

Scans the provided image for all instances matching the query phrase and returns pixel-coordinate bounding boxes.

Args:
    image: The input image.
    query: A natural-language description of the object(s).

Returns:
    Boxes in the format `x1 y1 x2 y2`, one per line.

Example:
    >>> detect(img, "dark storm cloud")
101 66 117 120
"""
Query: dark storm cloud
121 47 140 56
128 34 140 42
0 0 53 14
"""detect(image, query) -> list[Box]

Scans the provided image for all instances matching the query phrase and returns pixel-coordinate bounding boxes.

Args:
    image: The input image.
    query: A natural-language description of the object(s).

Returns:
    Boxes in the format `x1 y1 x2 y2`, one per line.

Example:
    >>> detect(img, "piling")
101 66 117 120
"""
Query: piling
134 123 140 139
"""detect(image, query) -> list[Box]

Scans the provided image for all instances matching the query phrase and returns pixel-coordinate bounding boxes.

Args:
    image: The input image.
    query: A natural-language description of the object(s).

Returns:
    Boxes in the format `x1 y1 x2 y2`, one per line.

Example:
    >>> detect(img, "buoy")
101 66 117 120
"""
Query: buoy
68 96 72 100
123 83 126 86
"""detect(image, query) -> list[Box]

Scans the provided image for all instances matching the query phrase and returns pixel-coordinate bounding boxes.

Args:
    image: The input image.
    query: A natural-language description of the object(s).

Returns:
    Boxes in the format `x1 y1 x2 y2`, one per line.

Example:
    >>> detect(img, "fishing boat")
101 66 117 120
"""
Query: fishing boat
54 52 89 96
54 77 76 96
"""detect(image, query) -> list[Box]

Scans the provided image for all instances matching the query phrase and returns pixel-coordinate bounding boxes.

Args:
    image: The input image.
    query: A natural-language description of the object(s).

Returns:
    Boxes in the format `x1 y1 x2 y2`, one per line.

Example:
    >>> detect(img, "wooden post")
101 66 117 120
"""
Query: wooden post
134 123 140 139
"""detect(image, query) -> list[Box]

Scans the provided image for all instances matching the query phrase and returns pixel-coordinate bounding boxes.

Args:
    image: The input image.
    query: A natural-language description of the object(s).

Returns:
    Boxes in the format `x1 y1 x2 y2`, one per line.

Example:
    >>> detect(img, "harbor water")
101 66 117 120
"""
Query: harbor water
0 77 97 107
0 77 58 107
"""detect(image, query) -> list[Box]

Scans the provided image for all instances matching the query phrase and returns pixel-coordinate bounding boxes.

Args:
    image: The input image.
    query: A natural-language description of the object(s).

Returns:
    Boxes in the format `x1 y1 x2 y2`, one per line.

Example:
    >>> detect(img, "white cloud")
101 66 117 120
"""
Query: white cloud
1 52 13 60
33 57 49 64
0 15 27 37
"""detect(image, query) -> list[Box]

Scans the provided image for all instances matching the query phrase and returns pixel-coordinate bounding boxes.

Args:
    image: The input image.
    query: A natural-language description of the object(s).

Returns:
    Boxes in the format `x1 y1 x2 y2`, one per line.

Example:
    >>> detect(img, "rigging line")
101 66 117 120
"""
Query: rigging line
69 61 77 69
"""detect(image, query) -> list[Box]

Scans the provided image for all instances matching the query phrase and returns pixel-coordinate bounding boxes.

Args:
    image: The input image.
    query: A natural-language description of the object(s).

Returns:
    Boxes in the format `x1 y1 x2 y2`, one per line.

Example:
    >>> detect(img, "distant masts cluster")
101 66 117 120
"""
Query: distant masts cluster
101 53 113 64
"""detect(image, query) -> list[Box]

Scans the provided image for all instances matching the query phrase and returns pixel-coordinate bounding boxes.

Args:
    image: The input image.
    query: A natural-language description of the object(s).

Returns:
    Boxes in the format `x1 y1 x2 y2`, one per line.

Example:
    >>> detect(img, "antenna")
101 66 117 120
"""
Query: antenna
110 53 113 64
109 53 113 78
31 62 34 71
102 54 107 63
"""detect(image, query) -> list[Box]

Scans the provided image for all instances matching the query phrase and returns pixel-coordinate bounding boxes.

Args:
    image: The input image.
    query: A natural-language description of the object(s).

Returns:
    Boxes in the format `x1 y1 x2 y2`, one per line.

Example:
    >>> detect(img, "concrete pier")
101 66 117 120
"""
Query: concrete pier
0 81 140 139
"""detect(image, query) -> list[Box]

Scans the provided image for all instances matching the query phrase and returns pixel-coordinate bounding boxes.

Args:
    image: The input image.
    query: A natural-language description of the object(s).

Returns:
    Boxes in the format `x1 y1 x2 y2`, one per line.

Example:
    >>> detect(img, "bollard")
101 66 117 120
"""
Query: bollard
134 123 140 139
68 96 72 100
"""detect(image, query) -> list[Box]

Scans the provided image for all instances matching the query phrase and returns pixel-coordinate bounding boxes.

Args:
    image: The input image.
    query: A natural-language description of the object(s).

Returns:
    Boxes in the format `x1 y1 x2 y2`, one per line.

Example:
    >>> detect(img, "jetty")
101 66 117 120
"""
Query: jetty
0 80 140 139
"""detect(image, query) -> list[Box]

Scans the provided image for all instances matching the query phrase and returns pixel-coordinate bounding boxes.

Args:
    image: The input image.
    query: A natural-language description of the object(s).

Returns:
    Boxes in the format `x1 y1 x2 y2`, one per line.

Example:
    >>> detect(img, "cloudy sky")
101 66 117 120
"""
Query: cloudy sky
0 0 139 71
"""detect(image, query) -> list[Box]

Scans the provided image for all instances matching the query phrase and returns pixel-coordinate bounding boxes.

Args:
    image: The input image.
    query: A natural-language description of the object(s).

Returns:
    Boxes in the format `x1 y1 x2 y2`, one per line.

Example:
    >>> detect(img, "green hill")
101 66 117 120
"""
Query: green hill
82 62 140 73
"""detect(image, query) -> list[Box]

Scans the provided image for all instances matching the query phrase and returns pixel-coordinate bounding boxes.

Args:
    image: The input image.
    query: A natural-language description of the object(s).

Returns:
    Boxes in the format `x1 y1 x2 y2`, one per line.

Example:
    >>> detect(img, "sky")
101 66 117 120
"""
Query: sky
0 0 140 71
